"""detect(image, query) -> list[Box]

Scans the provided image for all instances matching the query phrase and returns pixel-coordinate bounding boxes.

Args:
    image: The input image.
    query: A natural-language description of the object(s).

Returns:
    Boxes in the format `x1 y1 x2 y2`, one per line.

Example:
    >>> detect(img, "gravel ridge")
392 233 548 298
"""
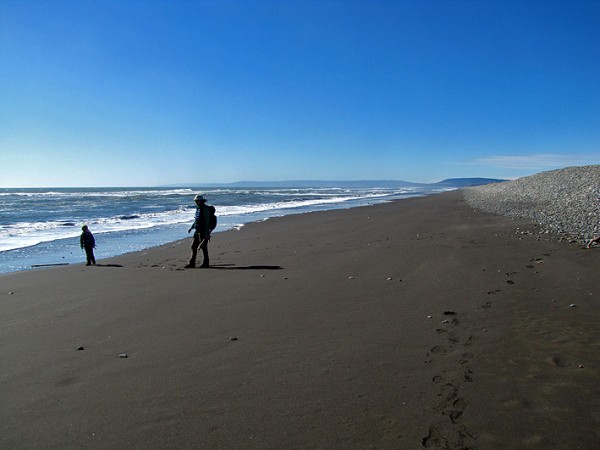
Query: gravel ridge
463 165 600 242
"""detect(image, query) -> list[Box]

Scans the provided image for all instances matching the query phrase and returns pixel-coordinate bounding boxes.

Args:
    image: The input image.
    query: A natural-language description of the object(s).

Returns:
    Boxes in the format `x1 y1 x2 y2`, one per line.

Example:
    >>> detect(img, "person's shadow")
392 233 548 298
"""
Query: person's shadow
208 264 283 270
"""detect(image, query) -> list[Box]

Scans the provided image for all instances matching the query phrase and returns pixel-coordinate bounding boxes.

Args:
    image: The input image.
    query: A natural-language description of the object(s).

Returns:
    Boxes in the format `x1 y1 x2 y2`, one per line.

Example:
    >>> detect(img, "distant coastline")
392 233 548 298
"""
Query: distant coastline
164 177 506 189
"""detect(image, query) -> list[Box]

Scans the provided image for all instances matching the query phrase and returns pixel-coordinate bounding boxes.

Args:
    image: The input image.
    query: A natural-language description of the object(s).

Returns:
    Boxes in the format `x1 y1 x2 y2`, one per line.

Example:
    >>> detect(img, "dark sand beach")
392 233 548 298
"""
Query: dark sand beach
1 190 598 449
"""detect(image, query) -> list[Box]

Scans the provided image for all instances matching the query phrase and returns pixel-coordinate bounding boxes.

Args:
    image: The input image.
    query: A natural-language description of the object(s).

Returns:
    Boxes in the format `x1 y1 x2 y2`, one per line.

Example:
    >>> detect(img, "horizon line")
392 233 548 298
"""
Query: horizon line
1 177 508 190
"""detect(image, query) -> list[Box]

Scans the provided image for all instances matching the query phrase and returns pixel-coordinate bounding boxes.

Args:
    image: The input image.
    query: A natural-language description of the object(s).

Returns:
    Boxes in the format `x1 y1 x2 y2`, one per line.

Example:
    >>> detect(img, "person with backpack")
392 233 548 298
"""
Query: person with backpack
185 194 216 268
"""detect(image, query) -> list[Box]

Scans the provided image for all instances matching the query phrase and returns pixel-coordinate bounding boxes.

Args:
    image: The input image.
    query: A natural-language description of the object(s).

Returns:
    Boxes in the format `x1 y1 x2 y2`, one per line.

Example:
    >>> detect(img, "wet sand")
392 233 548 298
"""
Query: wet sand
1 190 598 449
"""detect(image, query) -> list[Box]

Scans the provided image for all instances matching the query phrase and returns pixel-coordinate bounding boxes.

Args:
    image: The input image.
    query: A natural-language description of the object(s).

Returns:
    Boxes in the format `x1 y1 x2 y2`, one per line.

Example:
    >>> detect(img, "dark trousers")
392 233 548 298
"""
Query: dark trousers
189 233 209 266
84 246 96 265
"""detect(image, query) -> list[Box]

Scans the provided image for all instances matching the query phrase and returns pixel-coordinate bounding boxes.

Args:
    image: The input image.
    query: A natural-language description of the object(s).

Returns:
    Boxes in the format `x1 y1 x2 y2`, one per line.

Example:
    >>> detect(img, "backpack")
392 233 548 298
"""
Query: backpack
208 205 217 231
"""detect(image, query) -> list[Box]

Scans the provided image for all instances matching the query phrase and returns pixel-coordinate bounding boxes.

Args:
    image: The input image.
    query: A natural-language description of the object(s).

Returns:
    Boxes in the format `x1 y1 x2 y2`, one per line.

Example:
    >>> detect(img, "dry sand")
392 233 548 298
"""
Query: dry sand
1 190 598 449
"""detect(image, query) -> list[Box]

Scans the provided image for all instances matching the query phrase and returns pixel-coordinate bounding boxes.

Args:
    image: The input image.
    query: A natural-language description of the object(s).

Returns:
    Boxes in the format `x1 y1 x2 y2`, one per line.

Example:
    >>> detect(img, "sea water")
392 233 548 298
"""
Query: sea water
0 185 447 274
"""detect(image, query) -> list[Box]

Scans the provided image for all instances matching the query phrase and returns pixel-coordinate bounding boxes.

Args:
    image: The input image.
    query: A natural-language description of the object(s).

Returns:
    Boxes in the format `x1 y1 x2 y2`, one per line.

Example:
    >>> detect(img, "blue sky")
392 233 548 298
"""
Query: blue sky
1 0 599 187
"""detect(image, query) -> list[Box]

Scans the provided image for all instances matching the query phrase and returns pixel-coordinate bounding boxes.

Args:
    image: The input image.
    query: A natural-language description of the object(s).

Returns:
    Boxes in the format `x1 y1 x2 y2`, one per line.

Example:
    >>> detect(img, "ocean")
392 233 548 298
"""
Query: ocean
0 185 448 274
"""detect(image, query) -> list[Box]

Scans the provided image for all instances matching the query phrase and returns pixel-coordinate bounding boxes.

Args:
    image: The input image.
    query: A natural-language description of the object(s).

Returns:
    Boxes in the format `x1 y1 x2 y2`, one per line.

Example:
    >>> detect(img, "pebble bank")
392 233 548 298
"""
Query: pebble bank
464 165 600 242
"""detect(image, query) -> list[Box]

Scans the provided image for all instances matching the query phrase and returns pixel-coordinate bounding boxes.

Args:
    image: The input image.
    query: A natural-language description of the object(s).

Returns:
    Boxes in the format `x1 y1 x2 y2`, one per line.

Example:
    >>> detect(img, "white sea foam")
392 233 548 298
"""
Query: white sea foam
0 186 437 257
0 192 392 252
0 210 190 251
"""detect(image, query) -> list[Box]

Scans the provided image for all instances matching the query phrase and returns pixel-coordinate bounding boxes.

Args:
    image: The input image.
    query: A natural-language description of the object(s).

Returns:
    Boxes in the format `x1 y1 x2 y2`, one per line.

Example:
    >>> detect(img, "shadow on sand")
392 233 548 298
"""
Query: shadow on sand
208 264 283 270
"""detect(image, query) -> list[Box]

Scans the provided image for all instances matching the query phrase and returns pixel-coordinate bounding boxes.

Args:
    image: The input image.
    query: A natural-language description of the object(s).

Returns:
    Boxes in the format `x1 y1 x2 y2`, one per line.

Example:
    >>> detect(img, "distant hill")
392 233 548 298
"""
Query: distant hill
170 178 504 189
213 180 429 188
433 178 506 187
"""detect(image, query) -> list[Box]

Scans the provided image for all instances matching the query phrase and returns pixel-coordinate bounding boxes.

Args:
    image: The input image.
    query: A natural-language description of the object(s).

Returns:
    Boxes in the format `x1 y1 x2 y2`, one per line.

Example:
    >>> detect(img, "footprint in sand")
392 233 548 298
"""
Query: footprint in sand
440 382 459 402
548 355 565 367
449 398 469 423
422 426 446 448
463 369 473 382
430 345 447 354
459 353 474 382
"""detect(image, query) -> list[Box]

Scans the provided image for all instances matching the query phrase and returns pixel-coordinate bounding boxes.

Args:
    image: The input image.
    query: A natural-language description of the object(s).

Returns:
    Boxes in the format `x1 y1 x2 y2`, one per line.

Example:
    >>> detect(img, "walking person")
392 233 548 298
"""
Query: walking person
185 194 216 268
80 225 96 266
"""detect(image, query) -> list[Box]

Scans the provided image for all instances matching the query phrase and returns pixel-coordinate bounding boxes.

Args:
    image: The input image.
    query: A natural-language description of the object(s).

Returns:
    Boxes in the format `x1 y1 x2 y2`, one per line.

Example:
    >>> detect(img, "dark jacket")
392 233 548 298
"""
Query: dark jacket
80 230 95 249
191 205 212 235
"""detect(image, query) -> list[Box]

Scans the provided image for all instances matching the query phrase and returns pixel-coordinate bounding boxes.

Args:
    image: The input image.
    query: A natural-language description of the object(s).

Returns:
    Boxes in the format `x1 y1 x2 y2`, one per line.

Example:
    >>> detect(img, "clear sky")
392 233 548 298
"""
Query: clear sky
1 0 599 187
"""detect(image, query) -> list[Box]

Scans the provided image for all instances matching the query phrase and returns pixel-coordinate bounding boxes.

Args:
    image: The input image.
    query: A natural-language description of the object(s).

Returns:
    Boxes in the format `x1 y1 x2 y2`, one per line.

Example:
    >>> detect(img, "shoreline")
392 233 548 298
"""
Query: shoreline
1 190 598 449
1 190 441 276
